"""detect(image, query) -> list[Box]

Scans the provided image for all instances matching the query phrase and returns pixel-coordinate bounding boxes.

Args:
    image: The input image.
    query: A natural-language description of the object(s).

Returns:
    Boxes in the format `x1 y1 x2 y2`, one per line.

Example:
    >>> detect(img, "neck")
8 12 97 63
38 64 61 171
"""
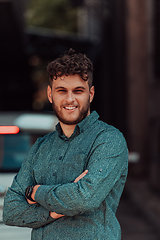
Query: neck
59 111 91 138
59 122 76 138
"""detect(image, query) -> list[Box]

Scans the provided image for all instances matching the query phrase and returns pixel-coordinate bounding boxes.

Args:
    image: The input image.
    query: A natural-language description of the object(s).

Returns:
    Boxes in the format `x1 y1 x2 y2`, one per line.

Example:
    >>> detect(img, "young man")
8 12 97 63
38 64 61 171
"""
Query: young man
3 49 128 240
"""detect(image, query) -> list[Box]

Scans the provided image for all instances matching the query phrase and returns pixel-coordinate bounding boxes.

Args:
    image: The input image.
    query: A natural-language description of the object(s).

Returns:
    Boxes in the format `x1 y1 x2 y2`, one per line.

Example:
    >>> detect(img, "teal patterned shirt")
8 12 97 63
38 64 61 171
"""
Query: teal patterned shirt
3 111 128 240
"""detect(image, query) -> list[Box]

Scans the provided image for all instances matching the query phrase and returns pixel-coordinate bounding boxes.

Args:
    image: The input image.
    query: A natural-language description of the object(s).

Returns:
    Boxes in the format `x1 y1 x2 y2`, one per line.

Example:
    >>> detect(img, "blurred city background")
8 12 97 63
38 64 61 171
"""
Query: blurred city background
0 0 160 239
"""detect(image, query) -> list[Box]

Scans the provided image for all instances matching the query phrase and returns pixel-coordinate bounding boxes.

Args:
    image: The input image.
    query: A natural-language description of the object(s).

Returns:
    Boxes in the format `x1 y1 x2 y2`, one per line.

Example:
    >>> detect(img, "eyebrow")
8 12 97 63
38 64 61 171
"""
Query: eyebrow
74 86 86 90
55 86 66 90
55 86 86 90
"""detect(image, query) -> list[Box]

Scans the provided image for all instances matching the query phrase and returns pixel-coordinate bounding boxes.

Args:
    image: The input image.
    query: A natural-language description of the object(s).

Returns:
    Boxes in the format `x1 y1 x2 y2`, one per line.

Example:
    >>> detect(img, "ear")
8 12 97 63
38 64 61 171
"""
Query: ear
89 86 95 103
47 85 53 103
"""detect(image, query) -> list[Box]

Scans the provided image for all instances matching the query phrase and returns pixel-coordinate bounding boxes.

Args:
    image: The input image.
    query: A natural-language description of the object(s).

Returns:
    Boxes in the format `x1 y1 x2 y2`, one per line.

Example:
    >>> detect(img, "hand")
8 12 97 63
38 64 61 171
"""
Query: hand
26 185 40 205
74 169 88 183
26 198 37 205
50 211 65 219
31 185 40 201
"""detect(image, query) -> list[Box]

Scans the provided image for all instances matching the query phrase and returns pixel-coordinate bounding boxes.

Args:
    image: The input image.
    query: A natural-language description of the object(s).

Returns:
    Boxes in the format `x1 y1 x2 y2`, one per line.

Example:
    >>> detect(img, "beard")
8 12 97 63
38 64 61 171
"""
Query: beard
51 98 90 125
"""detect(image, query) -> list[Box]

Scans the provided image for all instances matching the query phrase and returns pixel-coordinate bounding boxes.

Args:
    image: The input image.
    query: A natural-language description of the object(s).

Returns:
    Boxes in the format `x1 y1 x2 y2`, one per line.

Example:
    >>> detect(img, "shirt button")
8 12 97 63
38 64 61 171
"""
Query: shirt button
99 169 103 172
59 156 62 160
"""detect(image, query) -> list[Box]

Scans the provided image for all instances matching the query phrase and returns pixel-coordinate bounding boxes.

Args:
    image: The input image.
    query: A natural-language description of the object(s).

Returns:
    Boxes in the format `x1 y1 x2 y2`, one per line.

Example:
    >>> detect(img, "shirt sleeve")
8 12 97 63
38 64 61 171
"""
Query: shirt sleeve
34 130 128 216
3 138 55 229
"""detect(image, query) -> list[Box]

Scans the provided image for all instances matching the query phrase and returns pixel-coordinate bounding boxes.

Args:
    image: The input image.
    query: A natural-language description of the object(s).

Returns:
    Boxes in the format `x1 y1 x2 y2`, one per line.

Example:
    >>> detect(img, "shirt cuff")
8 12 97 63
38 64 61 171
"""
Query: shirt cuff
35 185 59 212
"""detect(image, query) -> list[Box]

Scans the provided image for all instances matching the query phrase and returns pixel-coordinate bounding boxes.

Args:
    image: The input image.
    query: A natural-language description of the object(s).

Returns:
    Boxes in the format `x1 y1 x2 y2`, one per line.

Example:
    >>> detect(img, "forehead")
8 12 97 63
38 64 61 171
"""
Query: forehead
52 74 89 89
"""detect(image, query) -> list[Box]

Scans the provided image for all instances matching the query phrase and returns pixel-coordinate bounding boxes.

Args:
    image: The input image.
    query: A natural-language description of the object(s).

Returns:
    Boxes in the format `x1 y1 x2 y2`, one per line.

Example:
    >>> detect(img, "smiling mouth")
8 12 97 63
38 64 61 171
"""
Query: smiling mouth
64 106 77 110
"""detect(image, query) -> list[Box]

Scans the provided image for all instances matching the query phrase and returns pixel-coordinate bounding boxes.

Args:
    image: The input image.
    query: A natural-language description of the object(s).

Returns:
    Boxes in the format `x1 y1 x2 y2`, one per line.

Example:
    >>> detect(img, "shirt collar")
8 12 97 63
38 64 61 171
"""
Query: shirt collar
56 111 99 140
77 111 99 133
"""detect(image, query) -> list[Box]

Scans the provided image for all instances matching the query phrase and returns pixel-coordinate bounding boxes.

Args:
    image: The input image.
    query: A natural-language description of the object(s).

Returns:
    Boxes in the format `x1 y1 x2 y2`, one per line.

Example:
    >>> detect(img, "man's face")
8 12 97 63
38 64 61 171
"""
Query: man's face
47 74 94 126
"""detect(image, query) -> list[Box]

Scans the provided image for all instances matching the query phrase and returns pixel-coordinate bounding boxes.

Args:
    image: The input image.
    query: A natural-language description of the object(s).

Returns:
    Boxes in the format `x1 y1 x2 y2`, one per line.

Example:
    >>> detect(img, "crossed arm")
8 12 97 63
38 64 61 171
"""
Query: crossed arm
26 170 89 219
3 132 128 228
3 169 89 228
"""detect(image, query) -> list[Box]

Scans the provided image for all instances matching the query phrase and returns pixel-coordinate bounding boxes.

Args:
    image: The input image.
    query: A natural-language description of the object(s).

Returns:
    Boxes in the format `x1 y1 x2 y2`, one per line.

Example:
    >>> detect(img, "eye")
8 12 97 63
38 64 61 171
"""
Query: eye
57 89 67 93
74 89 84 93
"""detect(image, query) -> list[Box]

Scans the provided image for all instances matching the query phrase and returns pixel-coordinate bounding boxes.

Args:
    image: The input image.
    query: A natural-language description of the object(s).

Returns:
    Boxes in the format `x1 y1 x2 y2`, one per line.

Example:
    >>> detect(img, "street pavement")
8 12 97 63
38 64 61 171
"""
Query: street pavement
117 178 160 240
117 192 160 240
0 225 31 240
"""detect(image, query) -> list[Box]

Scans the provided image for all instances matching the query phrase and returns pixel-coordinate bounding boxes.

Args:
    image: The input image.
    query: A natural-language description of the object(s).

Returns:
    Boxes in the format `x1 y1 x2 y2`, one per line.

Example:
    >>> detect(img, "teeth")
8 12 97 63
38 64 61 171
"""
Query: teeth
65 106 76 110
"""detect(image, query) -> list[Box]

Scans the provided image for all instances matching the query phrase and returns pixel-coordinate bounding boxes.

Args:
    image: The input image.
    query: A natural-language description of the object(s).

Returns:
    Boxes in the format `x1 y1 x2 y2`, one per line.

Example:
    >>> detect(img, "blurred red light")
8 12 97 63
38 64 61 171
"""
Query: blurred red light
0 126 20 134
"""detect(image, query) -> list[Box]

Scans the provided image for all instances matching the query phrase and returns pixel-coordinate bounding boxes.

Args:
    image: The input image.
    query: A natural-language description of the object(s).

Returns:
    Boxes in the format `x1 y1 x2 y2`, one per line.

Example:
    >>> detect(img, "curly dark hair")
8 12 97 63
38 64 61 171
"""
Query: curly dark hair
47 48 93 88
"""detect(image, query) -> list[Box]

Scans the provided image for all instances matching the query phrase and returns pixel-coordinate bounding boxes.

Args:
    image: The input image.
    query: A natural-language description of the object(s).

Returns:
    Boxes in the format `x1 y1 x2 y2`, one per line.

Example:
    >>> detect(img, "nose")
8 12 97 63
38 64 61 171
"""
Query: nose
65 91 75 103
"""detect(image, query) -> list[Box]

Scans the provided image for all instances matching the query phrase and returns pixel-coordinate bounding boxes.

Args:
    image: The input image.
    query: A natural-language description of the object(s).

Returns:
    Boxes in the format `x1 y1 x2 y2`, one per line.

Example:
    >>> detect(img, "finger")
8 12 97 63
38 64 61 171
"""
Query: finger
26 198 37 205
50 212 65 219
74 170 88 183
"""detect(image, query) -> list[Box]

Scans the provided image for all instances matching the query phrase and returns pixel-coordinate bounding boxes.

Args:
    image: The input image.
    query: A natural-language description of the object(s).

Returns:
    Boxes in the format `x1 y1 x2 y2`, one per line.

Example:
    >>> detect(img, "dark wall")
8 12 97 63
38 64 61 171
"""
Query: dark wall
92 0 127 136
0 0 34 111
